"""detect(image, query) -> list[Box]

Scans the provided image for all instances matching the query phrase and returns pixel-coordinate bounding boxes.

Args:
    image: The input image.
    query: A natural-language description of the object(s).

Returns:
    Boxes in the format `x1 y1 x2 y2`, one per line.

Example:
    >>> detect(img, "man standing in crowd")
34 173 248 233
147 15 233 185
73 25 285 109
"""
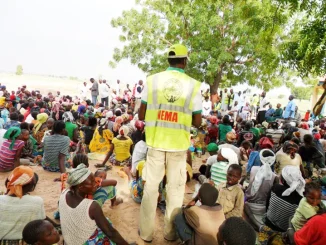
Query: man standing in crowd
250 94 259 117
284 95 296 120
80 81 88 101
228 89 235 110
134 80 144 113
257 91 269 124
221 88 229 111
139 44 202 243
99 79 110 107
90 78 99 105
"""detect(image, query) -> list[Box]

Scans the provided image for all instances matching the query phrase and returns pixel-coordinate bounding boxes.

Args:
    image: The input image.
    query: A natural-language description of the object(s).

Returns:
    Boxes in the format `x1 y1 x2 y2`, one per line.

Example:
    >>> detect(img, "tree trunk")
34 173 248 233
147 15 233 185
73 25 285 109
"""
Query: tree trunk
210 69 223 94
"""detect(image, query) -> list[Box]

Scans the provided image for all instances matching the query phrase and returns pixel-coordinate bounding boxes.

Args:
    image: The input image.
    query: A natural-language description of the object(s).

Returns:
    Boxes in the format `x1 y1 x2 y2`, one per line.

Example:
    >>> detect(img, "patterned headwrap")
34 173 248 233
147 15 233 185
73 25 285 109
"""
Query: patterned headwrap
281 166 305 196
283 141 299 159
6 166 34 198
67 164 92 187
3 127 22 150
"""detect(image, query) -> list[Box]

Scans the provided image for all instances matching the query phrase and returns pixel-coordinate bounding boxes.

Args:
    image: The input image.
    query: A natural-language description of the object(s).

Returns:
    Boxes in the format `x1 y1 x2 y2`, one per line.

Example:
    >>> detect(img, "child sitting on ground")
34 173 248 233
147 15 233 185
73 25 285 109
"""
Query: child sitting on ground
175 183 225 245
93 169 123 207
71 153 123 207
20 129 35 162
217 164 244 218
291 182 325 231
23 220 60 245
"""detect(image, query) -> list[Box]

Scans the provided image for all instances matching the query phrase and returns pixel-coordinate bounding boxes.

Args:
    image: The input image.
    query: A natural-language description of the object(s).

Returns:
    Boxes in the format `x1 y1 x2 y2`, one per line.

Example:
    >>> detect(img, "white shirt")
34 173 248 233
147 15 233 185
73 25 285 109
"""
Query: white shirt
258 97 269 111
99 83 110 98
131 140 148 174
202 100 212 116
0 195 46 240
25 114 34 124
80 85 88 99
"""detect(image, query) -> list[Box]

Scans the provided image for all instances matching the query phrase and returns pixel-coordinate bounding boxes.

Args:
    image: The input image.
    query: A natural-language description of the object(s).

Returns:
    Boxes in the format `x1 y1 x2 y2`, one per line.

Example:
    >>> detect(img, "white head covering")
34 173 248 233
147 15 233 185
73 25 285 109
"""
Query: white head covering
117 125 129 139
62 111 74 123
281 166 305 196
250 149 275 195
106 111 113 119
220 148 238 165
67 164 92 187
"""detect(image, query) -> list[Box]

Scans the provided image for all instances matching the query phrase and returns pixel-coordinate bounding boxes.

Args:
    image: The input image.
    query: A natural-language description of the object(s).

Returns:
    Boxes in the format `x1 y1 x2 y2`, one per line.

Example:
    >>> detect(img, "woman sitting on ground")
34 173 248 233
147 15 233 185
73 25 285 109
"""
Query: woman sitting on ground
59 164 131 245
244 149 278 231
96 126 133 168
89 120 114 155
275 140 305 177
0 166 50 243
0 127 24 172
32 113 49 145
42 120 70 173
264 165 304 232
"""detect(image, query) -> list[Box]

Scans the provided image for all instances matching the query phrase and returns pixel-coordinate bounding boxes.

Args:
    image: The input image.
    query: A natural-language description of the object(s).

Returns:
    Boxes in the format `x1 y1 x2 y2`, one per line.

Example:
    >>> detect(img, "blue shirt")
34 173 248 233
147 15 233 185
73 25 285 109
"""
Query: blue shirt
284 100 296 119
265 108 275 117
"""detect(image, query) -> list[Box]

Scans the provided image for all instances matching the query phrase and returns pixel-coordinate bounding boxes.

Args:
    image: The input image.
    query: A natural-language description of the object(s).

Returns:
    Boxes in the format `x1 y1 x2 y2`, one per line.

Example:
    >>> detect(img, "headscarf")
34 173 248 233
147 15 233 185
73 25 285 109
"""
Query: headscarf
283 141 299 159
281 166 305 196
220 148 238 165
250 149 275 196
77 105 86 114
262 121 269 129
207 143 218 152
52 102 61 120
259 137 274 149
113 116 123 132
314 133 321 140
62 111 74 123
118 125 129 139
4 127 22 150
226 132 236 143
34 113 49 134
6 166 34 198
122 113 129 123
106 111 114 119
210 116 218 125
135 120 145 131
67 164 92 187
301 123 309 130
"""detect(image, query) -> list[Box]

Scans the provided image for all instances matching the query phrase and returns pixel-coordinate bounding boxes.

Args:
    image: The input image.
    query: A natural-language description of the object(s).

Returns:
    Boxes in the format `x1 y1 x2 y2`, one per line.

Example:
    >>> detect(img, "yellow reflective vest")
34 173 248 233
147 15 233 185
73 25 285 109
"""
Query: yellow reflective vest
144 69 201 151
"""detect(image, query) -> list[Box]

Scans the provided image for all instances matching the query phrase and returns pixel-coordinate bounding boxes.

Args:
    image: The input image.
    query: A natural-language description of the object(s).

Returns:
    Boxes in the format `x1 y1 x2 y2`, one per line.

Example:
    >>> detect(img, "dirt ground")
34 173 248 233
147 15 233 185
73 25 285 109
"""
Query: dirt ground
0 155 203 245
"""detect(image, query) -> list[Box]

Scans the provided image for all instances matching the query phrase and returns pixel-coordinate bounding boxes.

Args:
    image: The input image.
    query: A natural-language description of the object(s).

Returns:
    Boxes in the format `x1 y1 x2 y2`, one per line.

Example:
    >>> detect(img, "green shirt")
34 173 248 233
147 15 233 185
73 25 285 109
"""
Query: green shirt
218 124 232 142
65 122 77 140
291 197 320 231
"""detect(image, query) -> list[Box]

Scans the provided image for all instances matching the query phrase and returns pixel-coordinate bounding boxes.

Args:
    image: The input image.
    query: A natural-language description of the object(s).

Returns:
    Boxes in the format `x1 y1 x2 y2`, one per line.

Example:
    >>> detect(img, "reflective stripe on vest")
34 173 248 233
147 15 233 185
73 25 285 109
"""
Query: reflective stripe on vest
145 71 201 151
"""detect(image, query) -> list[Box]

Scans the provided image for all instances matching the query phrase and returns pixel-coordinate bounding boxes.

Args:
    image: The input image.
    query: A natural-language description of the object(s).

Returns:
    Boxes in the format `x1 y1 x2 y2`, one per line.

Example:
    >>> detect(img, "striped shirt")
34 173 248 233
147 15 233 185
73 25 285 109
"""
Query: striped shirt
210 161 229 186
0 139 24 171
266 185 302 231
42 134 70 172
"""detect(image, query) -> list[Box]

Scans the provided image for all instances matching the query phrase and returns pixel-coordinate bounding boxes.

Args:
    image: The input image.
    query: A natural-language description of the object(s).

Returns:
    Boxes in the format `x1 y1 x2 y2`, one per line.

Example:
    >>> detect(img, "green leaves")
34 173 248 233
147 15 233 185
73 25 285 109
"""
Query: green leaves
110 0 289 91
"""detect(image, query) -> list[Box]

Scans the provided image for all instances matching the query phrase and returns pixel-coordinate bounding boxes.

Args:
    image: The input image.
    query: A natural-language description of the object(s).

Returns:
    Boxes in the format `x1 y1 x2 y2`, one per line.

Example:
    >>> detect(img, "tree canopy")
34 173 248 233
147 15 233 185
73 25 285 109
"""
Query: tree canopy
16 65 23 75
278 0 326 76
110 0 289 92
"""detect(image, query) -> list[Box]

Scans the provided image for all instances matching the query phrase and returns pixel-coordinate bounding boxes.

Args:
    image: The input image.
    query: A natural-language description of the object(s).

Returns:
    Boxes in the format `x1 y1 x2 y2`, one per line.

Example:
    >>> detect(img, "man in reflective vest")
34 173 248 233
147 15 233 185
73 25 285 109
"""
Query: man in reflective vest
138 44 202 242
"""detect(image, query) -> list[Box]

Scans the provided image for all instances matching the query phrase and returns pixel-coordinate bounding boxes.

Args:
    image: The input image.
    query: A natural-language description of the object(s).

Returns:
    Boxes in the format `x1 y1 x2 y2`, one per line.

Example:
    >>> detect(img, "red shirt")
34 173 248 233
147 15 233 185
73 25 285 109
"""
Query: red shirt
294 213 326 245
10 95 16 101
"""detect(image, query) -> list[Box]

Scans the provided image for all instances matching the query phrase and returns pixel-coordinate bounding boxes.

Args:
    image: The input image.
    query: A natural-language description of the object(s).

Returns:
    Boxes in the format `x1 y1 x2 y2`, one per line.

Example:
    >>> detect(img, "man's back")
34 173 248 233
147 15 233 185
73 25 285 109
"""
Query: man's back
184 205 225 245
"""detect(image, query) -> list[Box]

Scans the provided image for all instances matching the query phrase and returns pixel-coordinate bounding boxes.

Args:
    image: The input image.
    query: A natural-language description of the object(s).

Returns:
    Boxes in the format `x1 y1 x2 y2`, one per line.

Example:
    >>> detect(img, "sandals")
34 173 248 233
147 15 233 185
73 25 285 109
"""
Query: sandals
95 164 112 171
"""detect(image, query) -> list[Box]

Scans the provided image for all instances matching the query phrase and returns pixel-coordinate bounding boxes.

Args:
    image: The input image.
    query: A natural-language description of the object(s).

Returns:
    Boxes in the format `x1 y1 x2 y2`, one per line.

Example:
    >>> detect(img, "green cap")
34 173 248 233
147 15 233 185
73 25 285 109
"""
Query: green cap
167 44 190 60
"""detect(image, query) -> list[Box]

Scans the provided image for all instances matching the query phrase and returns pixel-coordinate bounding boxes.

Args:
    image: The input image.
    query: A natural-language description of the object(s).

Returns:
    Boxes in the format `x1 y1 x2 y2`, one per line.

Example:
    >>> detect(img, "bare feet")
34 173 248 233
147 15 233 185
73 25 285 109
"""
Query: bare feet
111 197 123 207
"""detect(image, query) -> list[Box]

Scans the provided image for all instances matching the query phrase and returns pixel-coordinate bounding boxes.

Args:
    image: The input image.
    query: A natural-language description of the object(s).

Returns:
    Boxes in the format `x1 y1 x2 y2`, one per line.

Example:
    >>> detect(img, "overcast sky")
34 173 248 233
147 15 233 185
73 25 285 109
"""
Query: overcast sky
0 0 145 83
